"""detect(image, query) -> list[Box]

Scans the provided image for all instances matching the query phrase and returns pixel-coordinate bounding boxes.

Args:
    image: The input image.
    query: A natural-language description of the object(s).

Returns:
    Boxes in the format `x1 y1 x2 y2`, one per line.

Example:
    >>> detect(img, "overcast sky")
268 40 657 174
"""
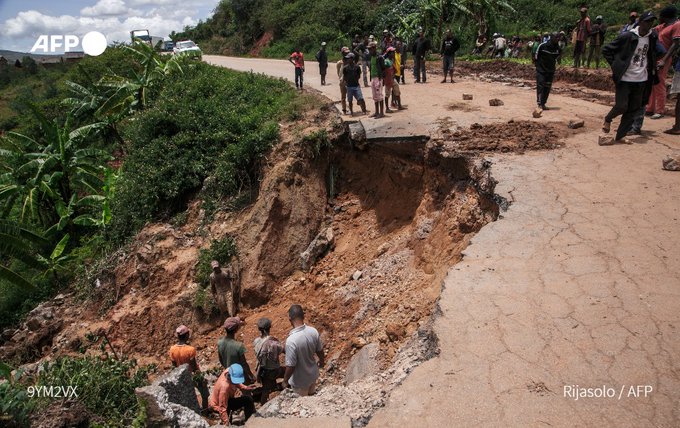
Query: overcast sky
0 0 216 52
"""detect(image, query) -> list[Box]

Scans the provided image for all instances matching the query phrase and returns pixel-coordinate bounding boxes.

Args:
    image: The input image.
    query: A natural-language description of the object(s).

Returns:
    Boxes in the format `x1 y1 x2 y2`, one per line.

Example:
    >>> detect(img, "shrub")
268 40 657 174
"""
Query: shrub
195 237 238 288
107 64 295 243
37 356 155 426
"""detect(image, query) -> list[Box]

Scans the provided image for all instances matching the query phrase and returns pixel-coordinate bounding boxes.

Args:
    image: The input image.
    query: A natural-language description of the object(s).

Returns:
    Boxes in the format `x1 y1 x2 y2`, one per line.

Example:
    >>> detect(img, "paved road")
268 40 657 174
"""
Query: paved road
207 56 680 427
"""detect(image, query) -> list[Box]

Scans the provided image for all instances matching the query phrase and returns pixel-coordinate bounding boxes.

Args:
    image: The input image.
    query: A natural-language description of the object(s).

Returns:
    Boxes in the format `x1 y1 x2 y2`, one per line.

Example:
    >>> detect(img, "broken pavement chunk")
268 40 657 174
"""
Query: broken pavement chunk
662 153 680 171
568 120 585 129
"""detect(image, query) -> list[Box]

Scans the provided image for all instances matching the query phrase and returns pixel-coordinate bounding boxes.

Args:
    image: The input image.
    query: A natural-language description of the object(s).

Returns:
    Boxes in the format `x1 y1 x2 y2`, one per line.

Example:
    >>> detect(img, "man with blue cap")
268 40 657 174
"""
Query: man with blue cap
209 363 256 424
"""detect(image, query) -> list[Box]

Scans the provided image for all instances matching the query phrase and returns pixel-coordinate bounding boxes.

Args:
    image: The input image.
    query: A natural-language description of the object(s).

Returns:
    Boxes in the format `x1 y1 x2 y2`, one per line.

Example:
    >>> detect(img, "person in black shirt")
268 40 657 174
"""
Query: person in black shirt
342 53 367 116
411 28 431 83
316 42 328 85
440 30 460 83
534 33 563 110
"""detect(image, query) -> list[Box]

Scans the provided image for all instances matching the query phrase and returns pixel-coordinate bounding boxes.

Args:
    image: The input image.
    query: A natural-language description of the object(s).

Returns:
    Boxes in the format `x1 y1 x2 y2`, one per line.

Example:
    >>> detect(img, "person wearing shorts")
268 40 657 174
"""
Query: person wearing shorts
343 53 367 116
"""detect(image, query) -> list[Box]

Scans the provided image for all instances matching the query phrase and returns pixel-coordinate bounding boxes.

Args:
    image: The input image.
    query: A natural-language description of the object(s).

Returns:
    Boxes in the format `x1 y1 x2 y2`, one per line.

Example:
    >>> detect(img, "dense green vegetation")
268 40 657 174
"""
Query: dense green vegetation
175 0 655 58
1 356 154 427
0 41 296 331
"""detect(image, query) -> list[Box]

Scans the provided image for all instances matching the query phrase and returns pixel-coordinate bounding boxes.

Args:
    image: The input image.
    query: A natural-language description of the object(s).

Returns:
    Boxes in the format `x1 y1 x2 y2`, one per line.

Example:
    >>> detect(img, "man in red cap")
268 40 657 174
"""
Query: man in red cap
210 260 238 316
217 317 255 384
169 325 209 409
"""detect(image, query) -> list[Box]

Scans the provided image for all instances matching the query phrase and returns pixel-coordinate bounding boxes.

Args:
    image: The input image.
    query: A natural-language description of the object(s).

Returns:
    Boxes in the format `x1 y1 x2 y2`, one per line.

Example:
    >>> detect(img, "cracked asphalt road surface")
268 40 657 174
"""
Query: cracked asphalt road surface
206 56 680 427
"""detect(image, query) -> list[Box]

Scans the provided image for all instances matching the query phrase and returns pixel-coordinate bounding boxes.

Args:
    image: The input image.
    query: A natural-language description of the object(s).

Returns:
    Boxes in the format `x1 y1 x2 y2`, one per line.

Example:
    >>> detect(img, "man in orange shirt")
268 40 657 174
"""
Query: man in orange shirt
209 363 256 424
289 48 305 89
169 325 209 409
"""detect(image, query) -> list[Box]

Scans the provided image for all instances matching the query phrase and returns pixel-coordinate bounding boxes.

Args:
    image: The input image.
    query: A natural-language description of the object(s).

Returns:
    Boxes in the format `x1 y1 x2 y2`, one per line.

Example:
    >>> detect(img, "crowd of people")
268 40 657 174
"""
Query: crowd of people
287 4 680 137
532 5 680 141
288 28 463 118
168 259 324 424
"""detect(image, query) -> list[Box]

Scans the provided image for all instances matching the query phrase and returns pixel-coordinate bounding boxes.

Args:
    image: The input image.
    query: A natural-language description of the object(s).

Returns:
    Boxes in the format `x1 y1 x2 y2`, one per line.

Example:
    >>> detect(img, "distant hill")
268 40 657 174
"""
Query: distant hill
0 49 82 63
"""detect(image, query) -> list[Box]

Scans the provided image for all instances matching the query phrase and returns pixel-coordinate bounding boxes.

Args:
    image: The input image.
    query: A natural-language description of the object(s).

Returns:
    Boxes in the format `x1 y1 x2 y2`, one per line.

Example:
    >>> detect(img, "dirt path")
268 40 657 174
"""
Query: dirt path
205 56 680 426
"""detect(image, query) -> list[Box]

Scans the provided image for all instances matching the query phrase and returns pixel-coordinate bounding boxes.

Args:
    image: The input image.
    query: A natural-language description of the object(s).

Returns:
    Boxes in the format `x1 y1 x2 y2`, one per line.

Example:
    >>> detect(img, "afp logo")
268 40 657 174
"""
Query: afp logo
31 31 107 56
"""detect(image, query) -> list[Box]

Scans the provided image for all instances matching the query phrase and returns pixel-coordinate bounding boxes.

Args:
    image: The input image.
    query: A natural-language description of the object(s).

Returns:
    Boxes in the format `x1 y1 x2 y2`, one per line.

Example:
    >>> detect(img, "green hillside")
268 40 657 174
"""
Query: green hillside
173 0 656 57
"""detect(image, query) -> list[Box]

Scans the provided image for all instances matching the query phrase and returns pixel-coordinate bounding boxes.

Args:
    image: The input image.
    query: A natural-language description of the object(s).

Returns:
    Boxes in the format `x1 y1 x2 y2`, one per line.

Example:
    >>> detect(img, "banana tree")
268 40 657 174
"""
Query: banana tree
97 39 184 114
37 233 74 281
62 80 127 148
0 219 47 290
0 105 109 231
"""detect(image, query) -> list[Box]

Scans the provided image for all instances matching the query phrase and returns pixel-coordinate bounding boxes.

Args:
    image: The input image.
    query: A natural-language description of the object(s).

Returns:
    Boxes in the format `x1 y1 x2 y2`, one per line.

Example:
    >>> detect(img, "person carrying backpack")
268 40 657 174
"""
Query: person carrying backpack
253 317 285 404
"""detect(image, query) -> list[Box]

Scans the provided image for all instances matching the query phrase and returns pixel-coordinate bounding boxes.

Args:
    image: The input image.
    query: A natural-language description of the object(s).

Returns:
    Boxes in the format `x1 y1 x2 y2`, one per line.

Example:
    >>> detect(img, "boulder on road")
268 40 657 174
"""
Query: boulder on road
489 98 504 106
462 94 473 100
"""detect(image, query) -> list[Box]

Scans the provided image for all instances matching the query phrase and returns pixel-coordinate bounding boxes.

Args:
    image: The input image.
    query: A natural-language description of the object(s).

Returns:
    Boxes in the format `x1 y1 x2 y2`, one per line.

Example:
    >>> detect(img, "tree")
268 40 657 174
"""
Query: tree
0 219 47 290
462 0 515 37
0 105 109 234
62 80 127 148
97 39 183 114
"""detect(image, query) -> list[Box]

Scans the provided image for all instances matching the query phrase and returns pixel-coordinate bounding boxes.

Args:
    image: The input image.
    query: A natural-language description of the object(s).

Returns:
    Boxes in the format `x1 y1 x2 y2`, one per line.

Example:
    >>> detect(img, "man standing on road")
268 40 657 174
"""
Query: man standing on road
397 39 408 84
316 42 328 85
601 12 659 143
645 5 680 119
289 48 305 89
535 33 563 110
337 47 350 114
210 260 238 317
412 28 431 83
621 11 639 34
283 305 324 397
587 15 607 68
441 29 460 83
574 6 592 68
343 53 368 116
355 36 370 87
368 42 386 118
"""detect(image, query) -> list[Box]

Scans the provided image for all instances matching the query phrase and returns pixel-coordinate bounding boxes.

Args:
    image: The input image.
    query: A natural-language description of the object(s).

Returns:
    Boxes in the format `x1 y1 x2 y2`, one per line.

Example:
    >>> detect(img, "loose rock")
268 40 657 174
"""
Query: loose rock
489 98 504 106
568 119 585 129
662 153 680 171
462 93 473 100
598 136 615 146
532 108 543 118
300 227 335 271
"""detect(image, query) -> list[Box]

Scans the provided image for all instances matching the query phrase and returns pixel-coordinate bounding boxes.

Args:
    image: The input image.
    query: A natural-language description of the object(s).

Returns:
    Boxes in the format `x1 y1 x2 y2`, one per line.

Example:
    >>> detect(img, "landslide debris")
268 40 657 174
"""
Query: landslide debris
1 97 503 427
435 120 565 153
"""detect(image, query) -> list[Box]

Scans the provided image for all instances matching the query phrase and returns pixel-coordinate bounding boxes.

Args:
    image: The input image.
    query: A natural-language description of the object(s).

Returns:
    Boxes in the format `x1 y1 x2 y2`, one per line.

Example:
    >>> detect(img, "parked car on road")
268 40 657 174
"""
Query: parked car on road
173 40 202 60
